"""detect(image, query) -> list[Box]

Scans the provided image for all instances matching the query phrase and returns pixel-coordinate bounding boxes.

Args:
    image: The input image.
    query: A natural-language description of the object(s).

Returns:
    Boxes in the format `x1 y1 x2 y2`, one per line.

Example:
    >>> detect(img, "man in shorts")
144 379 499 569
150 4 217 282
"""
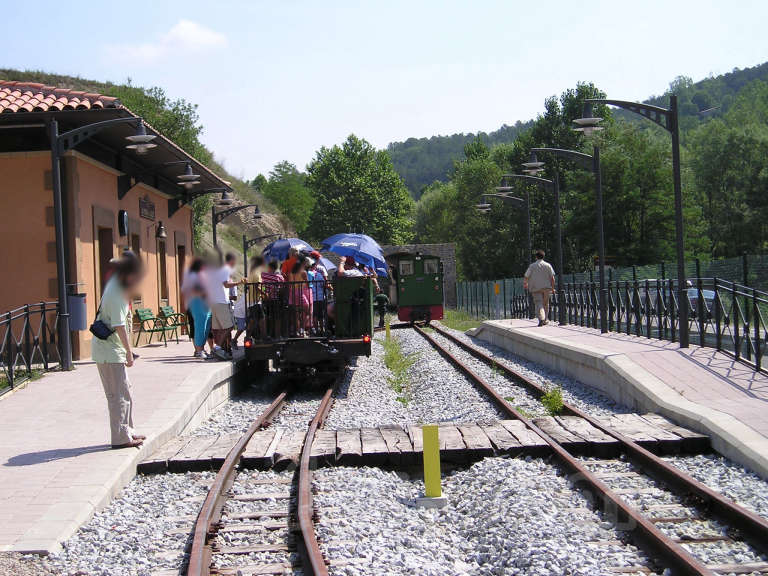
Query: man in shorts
206 253 239 359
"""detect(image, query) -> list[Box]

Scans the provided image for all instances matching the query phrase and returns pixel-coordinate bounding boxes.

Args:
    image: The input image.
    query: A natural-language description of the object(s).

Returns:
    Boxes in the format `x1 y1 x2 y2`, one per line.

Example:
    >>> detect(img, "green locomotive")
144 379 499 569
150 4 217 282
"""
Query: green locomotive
388 252 444 323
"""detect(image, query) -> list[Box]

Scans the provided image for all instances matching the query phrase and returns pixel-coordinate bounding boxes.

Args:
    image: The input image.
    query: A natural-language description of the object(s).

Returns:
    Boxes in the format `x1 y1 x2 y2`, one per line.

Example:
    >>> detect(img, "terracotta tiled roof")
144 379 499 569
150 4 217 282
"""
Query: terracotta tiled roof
0 81 121 114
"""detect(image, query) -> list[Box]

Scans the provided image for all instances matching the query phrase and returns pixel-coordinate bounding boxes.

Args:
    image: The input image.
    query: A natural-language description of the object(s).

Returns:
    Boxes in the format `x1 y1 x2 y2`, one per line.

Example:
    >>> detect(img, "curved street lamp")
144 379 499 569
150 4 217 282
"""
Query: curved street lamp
242 233 281 276
580 96 689 347
212 203 262 249
531 146 607 333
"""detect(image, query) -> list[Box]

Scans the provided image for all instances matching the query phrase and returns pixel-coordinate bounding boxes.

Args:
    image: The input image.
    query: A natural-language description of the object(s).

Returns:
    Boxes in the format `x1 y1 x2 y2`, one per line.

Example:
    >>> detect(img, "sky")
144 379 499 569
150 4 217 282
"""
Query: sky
2 0 767 180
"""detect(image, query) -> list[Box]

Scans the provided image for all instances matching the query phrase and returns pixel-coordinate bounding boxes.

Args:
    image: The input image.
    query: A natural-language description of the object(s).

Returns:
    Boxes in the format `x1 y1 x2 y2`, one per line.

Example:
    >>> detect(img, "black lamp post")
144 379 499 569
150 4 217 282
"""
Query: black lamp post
212 202 262 250
531 146 607 333
497 173 566 325
580 97 688 347
242 233 280 276
49 116 156 370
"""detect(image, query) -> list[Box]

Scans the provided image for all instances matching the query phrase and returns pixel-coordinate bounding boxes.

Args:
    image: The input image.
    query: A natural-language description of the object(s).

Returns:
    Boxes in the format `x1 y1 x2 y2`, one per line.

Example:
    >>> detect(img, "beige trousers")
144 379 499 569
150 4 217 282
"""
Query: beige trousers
532 290 550 322
97 362 134 445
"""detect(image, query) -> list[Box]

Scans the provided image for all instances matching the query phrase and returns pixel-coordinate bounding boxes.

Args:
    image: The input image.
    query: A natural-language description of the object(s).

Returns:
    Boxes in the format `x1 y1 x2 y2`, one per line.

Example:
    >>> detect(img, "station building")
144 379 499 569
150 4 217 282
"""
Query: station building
0 81 231 360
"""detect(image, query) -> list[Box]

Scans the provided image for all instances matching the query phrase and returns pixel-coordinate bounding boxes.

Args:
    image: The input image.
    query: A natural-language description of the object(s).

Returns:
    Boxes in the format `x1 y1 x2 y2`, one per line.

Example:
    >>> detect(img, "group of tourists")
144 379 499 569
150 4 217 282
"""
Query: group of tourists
90 245 386 450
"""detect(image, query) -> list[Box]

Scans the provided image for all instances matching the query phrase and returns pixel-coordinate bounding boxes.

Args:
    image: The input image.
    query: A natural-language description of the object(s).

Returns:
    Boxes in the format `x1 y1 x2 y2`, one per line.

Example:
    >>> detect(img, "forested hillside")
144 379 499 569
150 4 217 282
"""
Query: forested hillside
412 71 768 281
390 62 768 198
387 122 533 198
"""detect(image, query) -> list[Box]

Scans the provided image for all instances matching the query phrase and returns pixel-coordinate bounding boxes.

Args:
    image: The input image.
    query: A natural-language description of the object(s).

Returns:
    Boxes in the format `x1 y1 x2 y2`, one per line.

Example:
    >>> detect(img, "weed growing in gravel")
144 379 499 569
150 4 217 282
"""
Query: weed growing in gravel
383 334 417 405
541 386 564 415
504 396 532 418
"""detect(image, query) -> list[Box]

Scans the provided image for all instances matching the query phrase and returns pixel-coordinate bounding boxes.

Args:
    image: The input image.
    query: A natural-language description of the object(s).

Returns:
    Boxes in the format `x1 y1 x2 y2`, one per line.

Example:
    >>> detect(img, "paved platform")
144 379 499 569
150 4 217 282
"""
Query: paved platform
0 341 244 554
470 319 768 478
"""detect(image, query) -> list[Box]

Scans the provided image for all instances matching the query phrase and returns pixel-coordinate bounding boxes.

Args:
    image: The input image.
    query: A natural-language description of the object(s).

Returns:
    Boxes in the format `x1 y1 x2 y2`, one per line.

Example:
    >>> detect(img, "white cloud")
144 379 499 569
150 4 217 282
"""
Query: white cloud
105 20 227 65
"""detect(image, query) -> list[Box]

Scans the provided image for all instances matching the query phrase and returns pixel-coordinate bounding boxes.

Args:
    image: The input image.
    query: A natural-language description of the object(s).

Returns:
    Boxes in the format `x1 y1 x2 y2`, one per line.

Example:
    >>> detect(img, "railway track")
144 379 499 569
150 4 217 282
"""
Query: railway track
413 323 768 575
186 386 336 576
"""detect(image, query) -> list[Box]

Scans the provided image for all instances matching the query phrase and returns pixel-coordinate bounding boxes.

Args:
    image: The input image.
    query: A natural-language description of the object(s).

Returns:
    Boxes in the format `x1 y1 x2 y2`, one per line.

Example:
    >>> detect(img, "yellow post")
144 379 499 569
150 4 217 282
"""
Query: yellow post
422 425 441 498
385 320 391 340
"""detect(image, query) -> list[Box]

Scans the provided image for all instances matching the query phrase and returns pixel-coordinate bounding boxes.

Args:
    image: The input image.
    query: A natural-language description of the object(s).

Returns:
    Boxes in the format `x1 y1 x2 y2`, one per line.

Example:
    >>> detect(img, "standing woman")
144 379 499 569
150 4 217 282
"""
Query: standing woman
92 251 146 449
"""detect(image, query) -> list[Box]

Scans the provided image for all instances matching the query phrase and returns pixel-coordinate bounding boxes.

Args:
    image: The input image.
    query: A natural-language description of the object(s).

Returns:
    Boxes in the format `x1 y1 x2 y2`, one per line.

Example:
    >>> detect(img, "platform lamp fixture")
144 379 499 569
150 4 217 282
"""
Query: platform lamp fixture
212 203 262 249
49 116 157 370
578 96 689 347
242 233 281 276
167 188 232 218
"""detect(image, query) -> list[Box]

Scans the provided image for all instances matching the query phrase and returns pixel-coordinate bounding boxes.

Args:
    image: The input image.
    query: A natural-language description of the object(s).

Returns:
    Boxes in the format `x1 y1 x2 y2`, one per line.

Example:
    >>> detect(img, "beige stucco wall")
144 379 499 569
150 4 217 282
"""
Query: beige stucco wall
0 150 193 360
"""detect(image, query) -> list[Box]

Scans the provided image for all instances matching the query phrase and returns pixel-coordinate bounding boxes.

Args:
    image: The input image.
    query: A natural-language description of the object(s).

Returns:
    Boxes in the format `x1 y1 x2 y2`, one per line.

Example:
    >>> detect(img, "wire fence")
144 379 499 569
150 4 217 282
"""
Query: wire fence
456 254 768 374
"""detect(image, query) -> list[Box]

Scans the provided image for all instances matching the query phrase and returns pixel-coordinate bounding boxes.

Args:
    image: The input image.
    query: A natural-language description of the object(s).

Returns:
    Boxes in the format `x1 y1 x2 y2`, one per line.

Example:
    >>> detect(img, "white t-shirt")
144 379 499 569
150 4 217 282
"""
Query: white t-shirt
206 265 232 305
524 260 555 291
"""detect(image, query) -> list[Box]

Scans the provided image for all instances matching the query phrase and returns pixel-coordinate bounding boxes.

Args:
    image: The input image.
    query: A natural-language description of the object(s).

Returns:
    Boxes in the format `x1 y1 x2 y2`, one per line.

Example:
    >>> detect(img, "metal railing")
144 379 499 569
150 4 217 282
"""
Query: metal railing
457 277 768 374
0 301 61 395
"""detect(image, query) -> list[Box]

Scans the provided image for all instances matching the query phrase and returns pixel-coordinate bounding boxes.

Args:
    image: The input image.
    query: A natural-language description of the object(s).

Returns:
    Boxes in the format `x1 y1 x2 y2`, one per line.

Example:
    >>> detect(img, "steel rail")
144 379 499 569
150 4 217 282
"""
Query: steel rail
186 392 288 576
412 325 714 576
297 386 336 576
429 323 768 554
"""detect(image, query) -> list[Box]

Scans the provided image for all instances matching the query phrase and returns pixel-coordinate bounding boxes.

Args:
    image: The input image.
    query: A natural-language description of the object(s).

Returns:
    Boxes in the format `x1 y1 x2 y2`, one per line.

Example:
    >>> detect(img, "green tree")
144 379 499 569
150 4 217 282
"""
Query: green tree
687 81 768 256
261 162 315 234
306 135 414 244
414 181 458 243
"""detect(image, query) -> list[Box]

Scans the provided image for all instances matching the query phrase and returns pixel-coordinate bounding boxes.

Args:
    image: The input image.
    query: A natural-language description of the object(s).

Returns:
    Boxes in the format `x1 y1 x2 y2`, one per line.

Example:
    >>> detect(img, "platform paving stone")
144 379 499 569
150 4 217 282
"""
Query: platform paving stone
472 318 768 477
0 340 242 553
140 413 708 473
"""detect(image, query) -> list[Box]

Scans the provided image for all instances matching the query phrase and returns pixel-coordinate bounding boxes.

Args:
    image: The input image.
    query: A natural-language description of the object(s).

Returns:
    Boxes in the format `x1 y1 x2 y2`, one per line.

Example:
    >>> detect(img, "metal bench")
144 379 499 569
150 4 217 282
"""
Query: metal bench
134 308 169 347
159 305 186 344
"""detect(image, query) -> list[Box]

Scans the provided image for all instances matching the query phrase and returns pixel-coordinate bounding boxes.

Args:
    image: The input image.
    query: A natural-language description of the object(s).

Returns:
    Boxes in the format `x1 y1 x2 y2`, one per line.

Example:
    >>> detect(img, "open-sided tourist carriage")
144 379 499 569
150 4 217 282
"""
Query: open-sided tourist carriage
243 275 374 383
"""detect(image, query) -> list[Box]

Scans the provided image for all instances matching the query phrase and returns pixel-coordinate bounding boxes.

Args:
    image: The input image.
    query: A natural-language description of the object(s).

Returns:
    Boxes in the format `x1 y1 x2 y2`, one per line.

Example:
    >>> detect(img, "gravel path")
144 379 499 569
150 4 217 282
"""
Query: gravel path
273 391 324 430
426 329 550 418
185 386 275 436
664 454 768 520
581 458 767 567
437 323 631 417
314 458 655 576
213 469 299 571
396 329 505 424
18 471 215 576
326 335 410 429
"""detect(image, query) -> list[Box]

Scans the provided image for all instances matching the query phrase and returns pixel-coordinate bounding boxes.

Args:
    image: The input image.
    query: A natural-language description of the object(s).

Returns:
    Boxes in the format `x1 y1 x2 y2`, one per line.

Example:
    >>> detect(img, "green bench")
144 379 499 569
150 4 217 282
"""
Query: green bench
159 305 187 343
134 308 171 347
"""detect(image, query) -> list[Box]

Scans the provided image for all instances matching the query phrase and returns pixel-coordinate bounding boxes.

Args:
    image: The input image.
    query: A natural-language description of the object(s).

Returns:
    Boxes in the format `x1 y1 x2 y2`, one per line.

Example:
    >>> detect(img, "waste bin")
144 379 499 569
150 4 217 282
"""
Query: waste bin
68 293 88 331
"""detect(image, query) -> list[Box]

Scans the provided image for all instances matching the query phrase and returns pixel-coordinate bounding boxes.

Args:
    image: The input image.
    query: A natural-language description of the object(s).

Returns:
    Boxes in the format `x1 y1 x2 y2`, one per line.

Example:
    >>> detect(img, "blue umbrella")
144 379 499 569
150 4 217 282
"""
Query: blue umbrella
321 233 388 277
262 238 313 262
318 256 337 273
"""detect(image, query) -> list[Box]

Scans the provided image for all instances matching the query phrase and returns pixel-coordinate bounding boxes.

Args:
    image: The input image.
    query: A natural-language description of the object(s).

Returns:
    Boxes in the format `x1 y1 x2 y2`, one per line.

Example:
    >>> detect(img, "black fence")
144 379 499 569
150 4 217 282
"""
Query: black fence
457 255 768 374
0 301 61 395
245 280 334 340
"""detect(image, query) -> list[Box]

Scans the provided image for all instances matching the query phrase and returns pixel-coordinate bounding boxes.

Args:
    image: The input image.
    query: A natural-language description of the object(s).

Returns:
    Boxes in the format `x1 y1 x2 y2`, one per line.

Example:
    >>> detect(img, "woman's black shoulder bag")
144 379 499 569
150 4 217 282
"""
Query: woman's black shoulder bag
90 299 115 340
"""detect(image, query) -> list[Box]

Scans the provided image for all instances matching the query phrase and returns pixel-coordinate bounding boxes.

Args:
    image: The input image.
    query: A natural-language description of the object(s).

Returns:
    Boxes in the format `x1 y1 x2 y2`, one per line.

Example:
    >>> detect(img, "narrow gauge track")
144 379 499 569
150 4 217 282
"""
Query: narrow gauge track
186 386 335 576
413 324 768 576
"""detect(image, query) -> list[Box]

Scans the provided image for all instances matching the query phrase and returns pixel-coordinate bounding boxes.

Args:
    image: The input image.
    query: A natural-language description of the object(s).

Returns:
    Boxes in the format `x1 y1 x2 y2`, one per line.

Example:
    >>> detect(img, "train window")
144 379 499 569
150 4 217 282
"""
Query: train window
399 260 414 276
424 259 439 274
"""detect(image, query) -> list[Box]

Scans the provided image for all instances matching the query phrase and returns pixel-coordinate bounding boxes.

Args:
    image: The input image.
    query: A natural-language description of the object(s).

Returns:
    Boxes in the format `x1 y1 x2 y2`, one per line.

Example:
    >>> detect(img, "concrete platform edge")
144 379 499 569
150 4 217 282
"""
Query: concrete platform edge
472 321 768 479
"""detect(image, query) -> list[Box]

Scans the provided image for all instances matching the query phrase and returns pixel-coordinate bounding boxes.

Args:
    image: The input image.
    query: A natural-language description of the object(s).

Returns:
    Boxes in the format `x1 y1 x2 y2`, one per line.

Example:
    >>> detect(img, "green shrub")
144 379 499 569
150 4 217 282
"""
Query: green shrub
541 387 564 416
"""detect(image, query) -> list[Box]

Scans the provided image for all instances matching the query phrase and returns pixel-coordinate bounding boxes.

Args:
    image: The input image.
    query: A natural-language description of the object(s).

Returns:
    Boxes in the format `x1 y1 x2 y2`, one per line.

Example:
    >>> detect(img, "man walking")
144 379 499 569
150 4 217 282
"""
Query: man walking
524 249 556 326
